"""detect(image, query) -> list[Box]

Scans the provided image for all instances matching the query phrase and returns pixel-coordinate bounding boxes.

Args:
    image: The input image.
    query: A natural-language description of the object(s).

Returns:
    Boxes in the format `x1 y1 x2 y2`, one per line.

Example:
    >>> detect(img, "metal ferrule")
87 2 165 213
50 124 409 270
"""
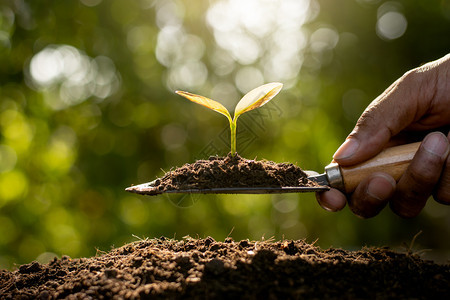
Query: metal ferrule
325 163 345 192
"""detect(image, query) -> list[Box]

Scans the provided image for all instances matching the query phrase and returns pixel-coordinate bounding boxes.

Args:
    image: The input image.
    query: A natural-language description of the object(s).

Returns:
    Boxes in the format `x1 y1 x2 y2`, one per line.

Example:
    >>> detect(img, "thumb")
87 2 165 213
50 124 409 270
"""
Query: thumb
333 69 435 166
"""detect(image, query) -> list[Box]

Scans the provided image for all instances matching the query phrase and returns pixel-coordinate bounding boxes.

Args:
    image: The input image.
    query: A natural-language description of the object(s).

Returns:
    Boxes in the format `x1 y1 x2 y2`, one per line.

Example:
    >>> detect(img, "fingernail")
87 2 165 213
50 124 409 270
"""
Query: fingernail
321 203 337 212
367 174 396 200
316 190 346 212
321 200 341 212
315 193 336 212
422 132 450 158
333 138 360 161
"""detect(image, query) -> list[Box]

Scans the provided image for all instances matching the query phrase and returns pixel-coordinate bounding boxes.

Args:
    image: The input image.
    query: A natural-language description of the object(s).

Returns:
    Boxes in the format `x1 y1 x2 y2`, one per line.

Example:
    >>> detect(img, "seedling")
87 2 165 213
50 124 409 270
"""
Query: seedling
175 82 283 155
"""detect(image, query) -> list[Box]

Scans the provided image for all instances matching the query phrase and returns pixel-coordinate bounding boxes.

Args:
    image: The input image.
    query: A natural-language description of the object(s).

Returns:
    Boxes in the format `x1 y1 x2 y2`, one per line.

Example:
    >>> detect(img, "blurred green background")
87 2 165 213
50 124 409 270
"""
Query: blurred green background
1 0 449 269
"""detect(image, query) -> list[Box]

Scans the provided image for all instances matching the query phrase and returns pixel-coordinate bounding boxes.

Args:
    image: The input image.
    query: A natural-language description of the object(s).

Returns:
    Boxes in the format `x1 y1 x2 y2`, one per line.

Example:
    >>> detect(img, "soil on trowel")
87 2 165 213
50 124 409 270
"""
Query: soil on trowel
1 237 449 299
152 153 317 192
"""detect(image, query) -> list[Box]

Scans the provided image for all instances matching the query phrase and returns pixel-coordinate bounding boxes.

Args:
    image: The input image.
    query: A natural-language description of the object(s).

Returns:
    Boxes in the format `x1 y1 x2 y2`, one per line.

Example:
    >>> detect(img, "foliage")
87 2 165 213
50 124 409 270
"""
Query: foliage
0 0 450 269
176 82 283 155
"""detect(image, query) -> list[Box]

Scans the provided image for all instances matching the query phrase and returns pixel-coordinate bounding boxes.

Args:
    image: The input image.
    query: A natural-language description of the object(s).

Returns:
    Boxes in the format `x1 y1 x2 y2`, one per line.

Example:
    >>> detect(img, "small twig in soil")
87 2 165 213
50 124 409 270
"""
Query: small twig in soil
401 230 428 257
227 227 235 238
310 238 319 246
132 234 149 242
263 236 276 243
95 248 107 257
409 230 423 253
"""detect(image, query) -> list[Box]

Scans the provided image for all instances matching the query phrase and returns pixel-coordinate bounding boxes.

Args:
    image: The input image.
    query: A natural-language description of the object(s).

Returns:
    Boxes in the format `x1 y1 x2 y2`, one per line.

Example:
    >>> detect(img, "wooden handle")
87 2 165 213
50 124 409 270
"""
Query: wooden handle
340 142 420 193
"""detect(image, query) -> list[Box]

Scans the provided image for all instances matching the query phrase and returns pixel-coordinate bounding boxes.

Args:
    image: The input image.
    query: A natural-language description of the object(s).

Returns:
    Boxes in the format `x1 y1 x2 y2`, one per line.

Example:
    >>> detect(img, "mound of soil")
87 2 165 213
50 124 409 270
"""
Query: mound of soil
1 237 448 299
128 154 320 195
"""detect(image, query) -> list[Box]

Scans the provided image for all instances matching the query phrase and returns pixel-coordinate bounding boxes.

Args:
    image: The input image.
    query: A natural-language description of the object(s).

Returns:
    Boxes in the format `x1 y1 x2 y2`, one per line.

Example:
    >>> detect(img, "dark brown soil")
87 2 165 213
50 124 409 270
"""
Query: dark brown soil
154 154 317 192
1 237 449 299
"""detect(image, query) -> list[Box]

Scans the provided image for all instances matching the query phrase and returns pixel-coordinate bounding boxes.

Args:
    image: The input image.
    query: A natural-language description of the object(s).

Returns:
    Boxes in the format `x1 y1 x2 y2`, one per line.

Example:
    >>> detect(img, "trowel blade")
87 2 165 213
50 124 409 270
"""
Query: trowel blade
125 178 329 196
306 172 329 187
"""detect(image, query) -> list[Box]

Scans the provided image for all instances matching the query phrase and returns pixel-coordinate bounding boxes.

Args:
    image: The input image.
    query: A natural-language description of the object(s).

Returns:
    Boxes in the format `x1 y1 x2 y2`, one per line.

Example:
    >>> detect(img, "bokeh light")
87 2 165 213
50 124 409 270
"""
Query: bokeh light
206 0 316 88
375 2 407 40
0 144 17 173
27 45 120 110
0 0 449 270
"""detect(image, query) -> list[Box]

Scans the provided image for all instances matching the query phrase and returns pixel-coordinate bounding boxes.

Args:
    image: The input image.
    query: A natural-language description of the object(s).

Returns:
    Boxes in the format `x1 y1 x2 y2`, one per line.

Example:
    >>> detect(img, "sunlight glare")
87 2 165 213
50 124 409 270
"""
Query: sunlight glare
376 11 407 40
376 2 407 40
27 45 119 110
206 0 315 86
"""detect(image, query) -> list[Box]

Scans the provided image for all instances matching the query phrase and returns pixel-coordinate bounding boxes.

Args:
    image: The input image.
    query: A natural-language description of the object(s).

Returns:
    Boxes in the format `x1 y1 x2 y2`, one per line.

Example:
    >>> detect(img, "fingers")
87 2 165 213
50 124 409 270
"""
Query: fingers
316 188 346 212
348 173 396 218
334 61 442 167
434 131 450 204
316 173 396 218
390 132 450 218
321 54 450 216
434 156 450 204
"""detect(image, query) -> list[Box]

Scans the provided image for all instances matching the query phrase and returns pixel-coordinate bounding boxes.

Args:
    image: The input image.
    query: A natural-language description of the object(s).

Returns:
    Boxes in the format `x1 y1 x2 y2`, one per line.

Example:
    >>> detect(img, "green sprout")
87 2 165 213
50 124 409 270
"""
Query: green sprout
176 82 283 155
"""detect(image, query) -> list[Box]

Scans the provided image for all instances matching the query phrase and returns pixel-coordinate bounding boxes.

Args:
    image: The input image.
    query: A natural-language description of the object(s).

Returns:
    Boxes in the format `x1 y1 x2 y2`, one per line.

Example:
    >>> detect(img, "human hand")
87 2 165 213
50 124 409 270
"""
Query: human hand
317 54 450 218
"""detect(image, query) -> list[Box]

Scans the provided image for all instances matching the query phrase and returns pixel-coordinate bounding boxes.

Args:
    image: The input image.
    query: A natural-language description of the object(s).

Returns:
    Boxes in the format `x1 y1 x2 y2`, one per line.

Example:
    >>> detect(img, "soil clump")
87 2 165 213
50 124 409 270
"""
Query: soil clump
154 154 317 192
1 237 449 299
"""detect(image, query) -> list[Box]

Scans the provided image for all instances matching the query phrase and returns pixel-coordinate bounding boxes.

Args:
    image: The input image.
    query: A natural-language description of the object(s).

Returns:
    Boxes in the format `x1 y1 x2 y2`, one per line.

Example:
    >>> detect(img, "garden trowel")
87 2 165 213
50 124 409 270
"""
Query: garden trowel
126 142 420 196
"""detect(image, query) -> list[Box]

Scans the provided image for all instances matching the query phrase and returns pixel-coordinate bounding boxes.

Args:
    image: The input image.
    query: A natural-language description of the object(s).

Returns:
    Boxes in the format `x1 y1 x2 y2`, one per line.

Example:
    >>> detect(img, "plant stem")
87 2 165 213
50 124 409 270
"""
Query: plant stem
230 120 237 155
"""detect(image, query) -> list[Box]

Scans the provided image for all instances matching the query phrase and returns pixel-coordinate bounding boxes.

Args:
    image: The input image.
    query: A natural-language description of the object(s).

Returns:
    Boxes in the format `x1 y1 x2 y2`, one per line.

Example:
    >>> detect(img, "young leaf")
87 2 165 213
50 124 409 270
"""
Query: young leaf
175 82 283 156
234 82 283 119
175 91 232 121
